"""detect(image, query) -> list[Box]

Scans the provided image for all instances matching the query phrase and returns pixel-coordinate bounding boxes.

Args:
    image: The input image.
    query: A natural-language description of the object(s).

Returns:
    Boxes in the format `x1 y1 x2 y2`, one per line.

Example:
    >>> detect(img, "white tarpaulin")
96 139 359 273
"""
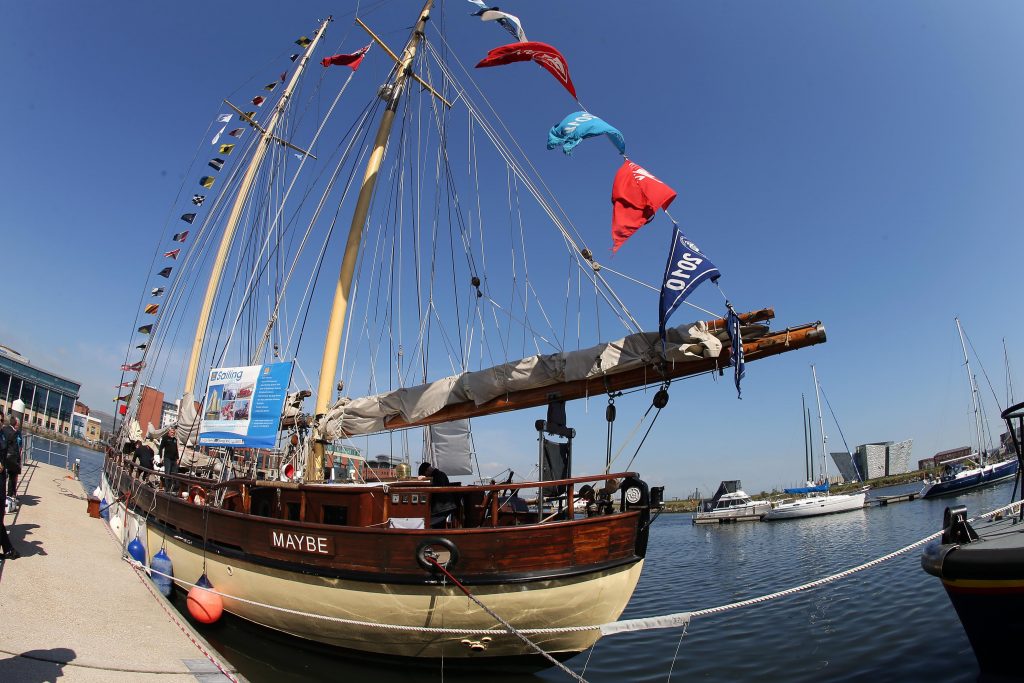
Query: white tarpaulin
425 419 474 476
320 319 726 439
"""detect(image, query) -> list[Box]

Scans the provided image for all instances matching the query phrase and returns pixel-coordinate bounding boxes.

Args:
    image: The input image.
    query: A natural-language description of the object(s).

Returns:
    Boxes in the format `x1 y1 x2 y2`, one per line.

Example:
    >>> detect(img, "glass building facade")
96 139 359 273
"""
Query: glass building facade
0 346 80 434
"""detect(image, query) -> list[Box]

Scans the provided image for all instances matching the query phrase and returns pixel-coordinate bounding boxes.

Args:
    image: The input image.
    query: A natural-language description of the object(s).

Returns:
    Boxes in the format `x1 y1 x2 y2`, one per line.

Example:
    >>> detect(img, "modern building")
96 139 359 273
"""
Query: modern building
830 439 914 482
0 344 80 434
161 399 179 428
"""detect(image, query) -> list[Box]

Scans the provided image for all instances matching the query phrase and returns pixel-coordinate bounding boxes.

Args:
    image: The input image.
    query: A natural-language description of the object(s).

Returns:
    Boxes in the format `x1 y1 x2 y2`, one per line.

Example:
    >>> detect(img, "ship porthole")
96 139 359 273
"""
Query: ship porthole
416 537 460 572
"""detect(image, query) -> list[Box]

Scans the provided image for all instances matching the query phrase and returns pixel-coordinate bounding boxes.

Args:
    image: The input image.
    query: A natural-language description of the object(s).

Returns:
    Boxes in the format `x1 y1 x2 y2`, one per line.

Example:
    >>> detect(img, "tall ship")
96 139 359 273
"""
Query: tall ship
103 4 825 662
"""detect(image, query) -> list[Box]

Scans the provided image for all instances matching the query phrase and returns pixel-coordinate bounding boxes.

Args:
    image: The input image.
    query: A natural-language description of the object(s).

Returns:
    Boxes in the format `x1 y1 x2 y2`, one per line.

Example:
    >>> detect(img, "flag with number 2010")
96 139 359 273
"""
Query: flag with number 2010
658 225 721 342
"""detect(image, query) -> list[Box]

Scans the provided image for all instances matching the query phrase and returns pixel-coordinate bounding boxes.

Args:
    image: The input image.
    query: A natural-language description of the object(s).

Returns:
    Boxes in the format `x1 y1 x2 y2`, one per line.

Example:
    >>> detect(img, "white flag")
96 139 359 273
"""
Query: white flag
216 114 232 123
211 125 226 145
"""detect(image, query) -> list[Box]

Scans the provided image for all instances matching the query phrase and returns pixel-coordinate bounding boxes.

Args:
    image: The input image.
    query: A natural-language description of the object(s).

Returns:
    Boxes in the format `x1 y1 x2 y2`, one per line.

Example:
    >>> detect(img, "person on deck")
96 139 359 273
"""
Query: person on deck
418 462 455 528
160 428 180 494
132 440 155 483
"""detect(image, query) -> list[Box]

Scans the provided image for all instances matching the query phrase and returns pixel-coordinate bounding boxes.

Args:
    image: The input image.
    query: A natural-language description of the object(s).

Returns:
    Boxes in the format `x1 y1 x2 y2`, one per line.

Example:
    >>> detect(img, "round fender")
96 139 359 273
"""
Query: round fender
188 485 207 504
416 537 460 572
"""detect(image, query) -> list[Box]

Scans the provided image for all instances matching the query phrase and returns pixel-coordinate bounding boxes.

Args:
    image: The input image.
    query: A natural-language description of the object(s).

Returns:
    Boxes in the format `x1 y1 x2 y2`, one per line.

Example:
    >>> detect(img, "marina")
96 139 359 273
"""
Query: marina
5 1 1024 681
11 439 1012 681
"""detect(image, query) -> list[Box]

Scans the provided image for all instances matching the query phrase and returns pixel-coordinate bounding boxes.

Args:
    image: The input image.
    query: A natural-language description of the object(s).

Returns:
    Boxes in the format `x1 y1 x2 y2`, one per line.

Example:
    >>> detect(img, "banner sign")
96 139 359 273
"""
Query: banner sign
198 361 292 447
659 225 721 341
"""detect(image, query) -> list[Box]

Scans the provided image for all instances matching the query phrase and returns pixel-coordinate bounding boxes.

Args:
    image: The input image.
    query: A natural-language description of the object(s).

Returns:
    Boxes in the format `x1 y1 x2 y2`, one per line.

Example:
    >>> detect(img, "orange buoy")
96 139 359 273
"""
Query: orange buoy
186 574 223 624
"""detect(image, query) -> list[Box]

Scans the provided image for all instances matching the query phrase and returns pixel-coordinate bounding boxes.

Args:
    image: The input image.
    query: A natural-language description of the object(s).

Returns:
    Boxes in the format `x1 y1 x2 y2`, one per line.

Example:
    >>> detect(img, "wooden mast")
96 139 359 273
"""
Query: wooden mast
182 17 332 396
308 0 435 480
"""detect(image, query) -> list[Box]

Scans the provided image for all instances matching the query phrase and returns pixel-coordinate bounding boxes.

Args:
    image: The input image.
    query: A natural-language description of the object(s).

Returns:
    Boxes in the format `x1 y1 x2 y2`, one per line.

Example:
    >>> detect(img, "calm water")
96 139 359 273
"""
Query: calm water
58 440 1009 681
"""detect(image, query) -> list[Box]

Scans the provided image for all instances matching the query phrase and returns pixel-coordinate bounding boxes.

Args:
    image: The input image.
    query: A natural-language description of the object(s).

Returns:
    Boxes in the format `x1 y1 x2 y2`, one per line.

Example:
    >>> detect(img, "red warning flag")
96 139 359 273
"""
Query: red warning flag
322 44 371 71
610 160 677 252
475 41 577 99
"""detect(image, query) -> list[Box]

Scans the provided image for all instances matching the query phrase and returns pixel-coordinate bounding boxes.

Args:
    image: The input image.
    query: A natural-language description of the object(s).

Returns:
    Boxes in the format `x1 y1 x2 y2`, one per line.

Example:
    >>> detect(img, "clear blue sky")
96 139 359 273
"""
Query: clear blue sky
4 1 1024 495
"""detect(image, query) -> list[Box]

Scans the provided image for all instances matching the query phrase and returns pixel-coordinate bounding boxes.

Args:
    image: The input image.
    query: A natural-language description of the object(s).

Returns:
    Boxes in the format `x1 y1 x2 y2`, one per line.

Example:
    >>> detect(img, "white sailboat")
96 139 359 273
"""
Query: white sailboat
763 364 866 520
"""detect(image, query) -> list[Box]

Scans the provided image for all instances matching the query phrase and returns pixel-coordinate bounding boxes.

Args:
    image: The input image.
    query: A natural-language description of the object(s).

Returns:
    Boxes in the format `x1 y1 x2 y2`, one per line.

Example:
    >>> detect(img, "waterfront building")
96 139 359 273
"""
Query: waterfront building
830 439 914 482
0 344 80 434
161 399 179 428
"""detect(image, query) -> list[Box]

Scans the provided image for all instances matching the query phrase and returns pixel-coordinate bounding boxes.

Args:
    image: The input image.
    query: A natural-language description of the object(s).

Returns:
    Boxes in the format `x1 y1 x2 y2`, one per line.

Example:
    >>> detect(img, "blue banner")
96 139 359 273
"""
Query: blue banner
727 305 746 399
198 361 292 448
659 225 720 341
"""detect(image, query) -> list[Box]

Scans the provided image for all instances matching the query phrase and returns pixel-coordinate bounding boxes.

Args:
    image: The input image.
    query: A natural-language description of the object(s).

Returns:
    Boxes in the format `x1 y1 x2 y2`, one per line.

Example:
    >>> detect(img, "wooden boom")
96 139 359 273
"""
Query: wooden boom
382 317 826 430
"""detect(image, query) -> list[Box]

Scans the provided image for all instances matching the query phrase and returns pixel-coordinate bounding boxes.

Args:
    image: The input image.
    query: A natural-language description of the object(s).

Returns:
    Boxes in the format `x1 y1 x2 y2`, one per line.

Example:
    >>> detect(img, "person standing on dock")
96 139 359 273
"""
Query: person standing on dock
1 416 21 505
0 412 20 560
160 428 180 494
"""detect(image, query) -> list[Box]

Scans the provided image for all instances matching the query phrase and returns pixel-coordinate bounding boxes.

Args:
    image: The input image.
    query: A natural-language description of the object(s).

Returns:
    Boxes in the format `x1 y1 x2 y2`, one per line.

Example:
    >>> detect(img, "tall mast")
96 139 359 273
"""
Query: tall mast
1005 338 1015 408
802 393 810 481
182 17 332 396
811 364 828 482
314 0 435 419
807 405 814 481
956 317 986 462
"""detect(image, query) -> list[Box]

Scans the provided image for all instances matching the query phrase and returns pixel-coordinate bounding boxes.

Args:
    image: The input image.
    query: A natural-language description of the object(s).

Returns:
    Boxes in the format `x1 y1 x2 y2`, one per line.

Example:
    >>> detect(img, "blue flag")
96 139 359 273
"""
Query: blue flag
547 111 626 156
726 305 745 399
659 225 721 341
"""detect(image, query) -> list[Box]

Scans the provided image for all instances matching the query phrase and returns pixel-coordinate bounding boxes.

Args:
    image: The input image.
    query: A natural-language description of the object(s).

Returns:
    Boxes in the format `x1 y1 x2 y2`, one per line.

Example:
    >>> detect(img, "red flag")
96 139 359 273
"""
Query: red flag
280 71 287 82
475 42 577 99
228 128 244 137
322 44 370 70
164 248 180 259
610 160 677 252
252 95 265 106
119 404 127 415
121 361 145 372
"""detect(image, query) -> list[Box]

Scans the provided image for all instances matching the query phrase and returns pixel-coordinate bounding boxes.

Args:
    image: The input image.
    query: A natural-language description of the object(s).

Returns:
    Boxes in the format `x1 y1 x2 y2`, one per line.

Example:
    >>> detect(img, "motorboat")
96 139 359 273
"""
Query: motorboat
693 480 769 523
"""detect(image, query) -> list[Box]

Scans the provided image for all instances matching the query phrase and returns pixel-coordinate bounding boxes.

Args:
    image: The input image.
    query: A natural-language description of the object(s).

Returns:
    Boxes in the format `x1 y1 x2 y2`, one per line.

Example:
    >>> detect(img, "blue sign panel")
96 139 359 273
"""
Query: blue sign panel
198 361 292 448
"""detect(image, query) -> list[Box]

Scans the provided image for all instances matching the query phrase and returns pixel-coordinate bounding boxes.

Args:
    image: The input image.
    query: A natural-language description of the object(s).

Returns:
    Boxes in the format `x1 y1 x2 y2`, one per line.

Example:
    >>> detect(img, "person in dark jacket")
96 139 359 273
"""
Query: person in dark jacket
0 412 21 560
160 428 180 494
418 462 455 528
2 417 22 499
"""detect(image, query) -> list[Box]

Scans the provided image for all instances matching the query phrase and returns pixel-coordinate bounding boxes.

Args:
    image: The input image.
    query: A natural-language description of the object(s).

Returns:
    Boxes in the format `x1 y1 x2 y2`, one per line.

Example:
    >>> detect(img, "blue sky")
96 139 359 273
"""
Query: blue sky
4 1 1024 495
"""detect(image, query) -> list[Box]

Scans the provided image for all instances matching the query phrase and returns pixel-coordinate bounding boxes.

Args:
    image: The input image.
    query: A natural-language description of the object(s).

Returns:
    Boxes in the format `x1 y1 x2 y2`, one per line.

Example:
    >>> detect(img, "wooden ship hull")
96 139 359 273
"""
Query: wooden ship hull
102 456 653 658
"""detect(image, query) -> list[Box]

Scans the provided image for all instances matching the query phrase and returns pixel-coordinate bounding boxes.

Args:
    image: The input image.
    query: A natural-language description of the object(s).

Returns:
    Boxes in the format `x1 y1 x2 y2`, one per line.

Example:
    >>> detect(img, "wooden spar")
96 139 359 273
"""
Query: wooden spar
182 17 331 395
309 0 435 480
381 321 826 431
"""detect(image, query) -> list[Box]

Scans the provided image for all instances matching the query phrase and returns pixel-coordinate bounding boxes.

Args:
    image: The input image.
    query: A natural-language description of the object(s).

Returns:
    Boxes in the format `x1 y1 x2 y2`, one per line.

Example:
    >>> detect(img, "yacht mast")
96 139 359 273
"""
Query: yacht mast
956 317 987 463
802 393 810 482
182 17 332 395
811 364 828 482
308 0 435 480
1005 338 1015 408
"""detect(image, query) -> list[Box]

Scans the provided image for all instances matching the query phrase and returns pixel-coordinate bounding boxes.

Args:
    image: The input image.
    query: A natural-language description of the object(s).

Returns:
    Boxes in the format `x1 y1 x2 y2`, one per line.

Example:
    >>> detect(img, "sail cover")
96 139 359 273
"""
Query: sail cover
424 420 474 476
319 319 723 439
783 482 829 494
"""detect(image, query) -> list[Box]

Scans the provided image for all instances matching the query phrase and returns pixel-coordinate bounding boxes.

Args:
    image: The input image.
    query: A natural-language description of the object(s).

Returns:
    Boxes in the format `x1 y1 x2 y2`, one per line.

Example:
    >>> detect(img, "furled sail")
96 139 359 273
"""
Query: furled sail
783 482 829 494
319 319 722 439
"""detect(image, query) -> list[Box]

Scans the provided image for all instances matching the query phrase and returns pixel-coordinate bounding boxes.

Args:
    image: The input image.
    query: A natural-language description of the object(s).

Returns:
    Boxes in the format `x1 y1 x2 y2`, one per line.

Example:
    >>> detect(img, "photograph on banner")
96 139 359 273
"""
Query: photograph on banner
198 361 292 447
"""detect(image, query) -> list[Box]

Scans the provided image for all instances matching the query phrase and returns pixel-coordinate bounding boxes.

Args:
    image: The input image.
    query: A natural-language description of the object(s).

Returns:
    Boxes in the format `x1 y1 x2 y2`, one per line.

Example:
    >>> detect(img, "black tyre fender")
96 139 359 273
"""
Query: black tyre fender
416 537 460 572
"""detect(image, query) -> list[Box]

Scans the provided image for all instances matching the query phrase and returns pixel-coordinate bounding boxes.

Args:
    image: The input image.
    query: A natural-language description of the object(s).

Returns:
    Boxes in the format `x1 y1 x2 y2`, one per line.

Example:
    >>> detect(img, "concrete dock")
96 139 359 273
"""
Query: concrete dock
0 461 241 682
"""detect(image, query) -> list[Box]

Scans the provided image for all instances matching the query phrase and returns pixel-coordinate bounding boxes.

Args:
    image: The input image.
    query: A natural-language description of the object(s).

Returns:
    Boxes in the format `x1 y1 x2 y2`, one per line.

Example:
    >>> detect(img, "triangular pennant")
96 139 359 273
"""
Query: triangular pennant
216 114 232 123
158 267 172 278
180 213 196 224
264 82 278 91
199 176 215 188
138 324 153 334
172 231 189 242
135 344 147 350
218 143 235 155
211 124 226 145
163 249 180 260
289 53 299 62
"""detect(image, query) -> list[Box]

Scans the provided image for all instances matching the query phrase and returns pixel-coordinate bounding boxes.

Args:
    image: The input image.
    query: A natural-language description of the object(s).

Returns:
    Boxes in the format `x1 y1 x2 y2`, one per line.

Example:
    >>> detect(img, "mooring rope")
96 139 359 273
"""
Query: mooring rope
114 499 1022 645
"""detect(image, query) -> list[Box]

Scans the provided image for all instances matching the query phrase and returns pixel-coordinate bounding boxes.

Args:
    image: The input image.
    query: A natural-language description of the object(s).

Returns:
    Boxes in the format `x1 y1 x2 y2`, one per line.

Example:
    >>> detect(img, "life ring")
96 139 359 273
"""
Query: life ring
416 537 460 572
188 485 208 505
